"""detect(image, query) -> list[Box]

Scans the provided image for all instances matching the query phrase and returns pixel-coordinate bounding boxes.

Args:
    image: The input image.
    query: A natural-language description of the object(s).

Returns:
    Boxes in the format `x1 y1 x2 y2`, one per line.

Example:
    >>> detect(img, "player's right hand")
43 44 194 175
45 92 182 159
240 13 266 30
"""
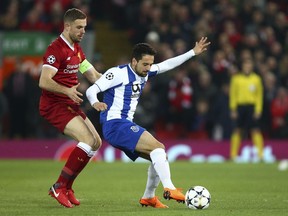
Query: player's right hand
92 102 108 111
67 83 83 104
193 37 210 55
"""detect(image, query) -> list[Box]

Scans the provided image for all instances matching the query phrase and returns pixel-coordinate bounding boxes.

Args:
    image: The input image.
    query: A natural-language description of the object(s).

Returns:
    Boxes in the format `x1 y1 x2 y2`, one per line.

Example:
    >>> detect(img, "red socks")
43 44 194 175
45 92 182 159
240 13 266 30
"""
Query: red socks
56 142 93 189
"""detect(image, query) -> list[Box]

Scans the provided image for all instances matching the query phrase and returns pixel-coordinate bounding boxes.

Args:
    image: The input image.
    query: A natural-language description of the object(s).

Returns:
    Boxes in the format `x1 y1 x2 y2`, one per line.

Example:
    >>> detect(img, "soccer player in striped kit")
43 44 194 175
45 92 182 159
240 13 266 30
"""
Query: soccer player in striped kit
86 37 210 208
39 8 102 208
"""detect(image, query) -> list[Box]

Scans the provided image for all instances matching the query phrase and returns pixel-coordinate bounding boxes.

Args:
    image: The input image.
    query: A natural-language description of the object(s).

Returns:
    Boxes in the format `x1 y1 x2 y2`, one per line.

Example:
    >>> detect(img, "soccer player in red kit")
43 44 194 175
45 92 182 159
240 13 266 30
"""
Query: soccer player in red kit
39 8 105 208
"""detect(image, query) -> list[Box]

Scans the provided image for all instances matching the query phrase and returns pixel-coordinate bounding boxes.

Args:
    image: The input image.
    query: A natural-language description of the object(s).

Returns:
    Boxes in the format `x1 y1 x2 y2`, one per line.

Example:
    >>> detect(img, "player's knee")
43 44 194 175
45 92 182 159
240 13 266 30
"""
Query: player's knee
154 141 165 150
92 136 102 151
85 135 102 151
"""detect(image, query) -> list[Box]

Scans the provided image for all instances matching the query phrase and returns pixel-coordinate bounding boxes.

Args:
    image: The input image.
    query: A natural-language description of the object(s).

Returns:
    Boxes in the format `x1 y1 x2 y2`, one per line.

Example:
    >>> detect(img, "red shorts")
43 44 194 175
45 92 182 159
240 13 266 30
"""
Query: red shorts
39 98 86 133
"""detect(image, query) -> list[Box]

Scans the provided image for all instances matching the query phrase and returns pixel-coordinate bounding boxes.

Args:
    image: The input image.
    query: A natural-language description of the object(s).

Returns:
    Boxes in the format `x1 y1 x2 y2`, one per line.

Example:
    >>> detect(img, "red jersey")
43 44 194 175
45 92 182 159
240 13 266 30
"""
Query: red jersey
41 34 86 105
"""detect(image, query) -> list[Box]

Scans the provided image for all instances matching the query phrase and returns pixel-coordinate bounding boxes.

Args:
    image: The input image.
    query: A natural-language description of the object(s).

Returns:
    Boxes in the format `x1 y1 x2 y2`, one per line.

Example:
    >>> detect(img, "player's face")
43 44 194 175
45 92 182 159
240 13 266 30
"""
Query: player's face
68 19 87 43
132 55 154 77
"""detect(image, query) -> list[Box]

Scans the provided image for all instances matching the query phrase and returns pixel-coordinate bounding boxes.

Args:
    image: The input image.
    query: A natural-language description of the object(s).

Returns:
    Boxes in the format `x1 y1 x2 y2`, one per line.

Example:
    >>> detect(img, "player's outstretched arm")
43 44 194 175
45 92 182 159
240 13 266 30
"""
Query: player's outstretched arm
192 37 211 55
156 37 210 74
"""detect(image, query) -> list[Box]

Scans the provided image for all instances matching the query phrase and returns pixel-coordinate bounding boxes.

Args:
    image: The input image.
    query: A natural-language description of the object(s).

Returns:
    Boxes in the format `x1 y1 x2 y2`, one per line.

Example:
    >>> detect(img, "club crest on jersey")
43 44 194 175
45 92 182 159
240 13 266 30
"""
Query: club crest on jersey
130 125 140 132
105 72 114 80
77 52 82 62
47 55 56 64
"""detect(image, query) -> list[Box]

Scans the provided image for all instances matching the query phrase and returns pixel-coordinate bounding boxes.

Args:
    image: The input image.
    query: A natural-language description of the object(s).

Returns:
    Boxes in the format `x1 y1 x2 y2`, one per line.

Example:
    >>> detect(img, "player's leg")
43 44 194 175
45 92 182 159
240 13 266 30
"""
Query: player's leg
65 117 101 189
230 106 244 160
251 128 264 160
136 131 175 189
136 131 185 203
50 116 101 206
138 161 168 208
142 163 160 198
248 104 264 161
230 127 241 160
65 117 101 205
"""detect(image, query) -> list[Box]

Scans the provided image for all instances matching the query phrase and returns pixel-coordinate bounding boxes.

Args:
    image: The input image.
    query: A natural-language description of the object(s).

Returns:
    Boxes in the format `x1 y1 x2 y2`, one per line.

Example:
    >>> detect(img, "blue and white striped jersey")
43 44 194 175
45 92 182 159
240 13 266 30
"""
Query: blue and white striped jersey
95 63 158 123
86 49 195 124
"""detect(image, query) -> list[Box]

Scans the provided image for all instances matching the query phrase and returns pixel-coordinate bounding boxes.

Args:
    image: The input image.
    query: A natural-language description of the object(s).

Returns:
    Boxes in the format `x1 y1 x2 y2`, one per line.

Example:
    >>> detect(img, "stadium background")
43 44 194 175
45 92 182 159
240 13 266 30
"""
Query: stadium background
0 0 288 162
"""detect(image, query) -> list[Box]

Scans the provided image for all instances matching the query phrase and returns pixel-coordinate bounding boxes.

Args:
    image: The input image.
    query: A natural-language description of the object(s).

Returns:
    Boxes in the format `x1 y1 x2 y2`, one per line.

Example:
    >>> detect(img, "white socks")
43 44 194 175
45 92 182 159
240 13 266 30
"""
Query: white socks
142 163 160 198
150 148 176 189
77 142 96 159
77 142 92 154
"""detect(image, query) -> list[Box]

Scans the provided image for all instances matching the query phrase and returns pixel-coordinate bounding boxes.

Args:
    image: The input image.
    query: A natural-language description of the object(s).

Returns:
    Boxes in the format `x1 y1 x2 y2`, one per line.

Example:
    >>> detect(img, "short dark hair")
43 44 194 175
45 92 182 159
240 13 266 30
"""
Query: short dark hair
132 43 157 61
64 8 86 23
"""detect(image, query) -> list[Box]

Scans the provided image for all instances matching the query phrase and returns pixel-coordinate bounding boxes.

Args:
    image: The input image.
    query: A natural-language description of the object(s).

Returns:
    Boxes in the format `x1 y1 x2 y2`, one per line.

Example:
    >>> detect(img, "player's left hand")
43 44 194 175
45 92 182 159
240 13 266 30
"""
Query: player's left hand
92 102 108 112
193 37 211 55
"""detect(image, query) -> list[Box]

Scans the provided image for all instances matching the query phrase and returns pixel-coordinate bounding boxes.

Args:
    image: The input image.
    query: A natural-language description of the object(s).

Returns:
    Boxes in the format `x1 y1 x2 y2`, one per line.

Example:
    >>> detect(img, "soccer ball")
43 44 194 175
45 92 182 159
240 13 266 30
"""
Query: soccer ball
185 186 211 209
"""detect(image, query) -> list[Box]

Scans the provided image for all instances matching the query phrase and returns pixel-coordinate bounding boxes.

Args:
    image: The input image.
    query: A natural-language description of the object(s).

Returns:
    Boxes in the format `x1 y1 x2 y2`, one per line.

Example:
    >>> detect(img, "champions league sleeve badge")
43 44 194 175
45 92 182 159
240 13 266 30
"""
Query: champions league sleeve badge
47 55 56 64
105 72 114 80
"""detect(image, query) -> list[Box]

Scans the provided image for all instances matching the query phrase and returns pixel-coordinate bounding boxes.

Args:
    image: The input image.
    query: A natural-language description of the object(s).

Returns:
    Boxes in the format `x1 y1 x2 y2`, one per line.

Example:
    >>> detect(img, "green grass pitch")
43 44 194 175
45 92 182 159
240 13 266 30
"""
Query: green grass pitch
0 160 287 216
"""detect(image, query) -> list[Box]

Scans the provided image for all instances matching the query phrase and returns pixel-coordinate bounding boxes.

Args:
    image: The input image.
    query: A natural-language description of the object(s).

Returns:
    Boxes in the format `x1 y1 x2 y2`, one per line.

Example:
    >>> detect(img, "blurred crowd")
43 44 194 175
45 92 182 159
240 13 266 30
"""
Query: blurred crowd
1 0 288 140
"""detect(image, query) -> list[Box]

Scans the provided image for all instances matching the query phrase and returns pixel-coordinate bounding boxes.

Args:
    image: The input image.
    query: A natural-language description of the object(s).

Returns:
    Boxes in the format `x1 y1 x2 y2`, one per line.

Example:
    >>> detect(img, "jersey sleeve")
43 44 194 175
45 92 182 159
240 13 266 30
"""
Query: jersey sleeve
42 44 63 70
155 50 195 74
148 65 160 77
95 67 124 92
86 67 126 105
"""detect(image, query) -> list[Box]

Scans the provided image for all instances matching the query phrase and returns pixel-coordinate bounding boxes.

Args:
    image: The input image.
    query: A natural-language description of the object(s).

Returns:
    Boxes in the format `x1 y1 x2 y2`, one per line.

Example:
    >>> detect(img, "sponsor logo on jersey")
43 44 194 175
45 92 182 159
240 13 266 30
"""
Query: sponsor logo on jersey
132 83 141 93
131 93 140 98
64 64 79 73
47 55 56 64
130 125 140 132
131 83 141 98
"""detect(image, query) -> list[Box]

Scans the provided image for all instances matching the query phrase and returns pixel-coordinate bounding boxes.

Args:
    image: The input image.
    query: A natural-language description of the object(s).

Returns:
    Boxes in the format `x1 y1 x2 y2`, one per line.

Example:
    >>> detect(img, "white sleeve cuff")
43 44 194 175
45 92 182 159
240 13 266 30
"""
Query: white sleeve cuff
86 84 100 106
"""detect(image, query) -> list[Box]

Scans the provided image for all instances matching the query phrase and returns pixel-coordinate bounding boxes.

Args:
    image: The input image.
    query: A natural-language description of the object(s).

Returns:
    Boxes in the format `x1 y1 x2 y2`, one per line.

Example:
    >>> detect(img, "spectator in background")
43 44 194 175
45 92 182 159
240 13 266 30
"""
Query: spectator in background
211 82 232 141
229 58 264 161
211 50 230 87
47 1 64 34
193 69 217 137
189 97 210 139
20 7 49 32
222 20 243 49
0 0 19 30
193 69 217 107
134 81 158 134
261 71 277 136
279 54 288 87
270 87 288 138
3 58 39 138
0 91 8 138
167 67 193 136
